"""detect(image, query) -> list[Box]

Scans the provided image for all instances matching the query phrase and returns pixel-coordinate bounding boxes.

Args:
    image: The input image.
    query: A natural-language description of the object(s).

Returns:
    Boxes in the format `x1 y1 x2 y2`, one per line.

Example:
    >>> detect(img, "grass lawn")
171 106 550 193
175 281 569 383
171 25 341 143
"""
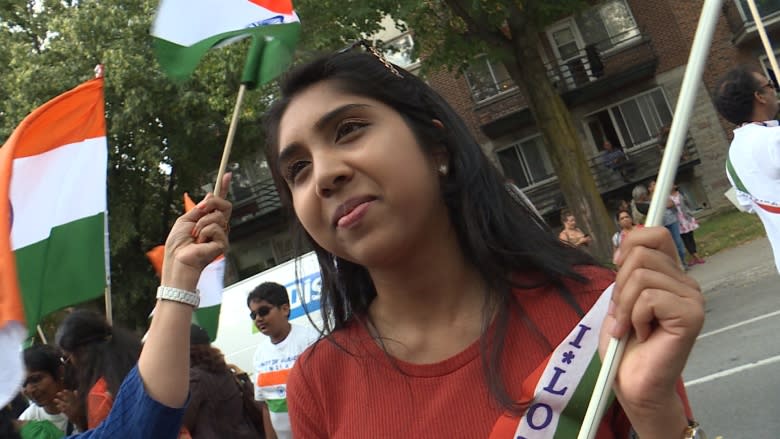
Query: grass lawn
694 208 766 258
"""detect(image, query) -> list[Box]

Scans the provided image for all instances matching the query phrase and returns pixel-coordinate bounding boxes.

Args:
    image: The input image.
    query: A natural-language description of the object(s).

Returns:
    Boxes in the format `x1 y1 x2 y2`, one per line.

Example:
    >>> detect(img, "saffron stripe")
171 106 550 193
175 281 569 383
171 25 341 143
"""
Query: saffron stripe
258 368 291 387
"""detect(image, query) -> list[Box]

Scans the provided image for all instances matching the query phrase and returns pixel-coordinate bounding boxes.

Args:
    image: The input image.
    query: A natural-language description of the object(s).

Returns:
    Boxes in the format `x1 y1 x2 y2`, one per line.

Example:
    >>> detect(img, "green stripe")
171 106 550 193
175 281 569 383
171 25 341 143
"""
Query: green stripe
193 304 220 341
266 398 288 413
153 22 300 85
726 157 749 194
553 354 615 438
15 213 106 333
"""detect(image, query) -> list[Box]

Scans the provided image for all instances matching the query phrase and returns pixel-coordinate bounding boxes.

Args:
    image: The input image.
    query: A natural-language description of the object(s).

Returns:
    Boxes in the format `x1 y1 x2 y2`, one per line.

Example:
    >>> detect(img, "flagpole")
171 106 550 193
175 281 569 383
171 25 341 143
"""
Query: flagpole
94 64 113 326
746 0 780 79
36 325 48 344
577 0 723 437
213 83 247 196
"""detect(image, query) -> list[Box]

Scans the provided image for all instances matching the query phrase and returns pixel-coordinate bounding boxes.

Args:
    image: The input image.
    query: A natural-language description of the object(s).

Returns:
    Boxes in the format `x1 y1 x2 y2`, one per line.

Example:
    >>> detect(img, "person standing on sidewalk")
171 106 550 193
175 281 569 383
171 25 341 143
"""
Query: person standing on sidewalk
670 184 705 266
715 65 780 273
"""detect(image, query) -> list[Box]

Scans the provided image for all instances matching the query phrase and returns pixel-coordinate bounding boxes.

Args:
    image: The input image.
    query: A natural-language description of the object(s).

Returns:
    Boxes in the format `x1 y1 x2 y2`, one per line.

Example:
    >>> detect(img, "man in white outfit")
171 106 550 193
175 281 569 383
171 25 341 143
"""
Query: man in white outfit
715 65 780 272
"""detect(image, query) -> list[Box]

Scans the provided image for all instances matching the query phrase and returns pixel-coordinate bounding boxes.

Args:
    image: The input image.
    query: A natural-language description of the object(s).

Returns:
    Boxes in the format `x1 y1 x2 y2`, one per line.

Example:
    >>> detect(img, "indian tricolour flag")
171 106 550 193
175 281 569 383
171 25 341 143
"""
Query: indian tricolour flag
490 286 614 439
0 78 107 405
151 0 300 86
146 193 225 340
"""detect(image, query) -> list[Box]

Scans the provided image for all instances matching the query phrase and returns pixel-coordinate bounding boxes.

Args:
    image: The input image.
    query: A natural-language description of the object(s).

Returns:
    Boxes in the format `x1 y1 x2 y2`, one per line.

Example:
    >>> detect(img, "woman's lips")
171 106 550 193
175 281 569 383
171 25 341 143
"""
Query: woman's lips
336 200 373 228
332 196 376 228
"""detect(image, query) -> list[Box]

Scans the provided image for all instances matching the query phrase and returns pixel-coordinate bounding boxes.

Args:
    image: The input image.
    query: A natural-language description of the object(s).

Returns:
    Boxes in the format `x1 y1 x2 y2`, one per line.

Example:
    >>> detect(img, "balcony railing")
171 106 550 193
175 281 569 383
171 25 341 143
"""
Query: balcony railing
726 0 780 45
229 177 283 227
544 29 655 96
519 137 700 216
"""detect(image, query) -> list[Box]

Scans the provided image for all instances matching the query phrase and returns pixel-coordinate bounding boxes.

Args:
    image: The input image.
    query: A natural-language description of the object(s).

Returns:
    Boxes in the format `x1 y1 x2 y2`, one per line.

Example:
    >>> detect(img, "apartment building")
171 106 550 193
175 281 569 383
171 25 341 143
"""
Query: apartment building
222 0 780 285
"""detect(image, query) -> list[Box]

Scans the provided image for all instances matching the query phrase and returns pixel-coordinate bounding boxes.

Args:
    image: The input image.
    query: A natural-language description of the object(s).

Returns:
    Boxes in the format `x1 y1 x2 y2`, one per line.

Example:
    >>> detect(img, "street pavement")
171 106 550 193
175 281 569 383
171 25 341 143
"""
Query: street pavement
683 237 780 439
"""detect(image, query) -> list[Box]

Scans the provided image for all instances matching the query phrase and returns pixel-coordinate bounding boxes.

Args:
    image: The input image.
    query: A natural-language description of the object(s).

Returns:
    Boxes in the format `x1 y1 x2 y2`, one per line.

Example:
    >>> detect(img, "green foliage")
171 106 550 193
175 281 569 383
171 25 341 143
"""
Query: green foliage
0 0 270 330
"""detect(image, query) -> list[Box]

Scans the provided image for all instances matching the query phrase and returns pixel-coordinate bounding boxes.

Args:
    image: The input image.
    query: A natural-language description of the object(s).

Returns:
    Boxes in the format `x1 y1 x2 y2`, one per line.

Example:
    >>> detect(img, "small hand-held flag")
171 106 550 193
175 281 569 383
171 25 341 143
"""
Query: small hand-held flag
151 0 301 198
0 78 108 406
146 193 225 341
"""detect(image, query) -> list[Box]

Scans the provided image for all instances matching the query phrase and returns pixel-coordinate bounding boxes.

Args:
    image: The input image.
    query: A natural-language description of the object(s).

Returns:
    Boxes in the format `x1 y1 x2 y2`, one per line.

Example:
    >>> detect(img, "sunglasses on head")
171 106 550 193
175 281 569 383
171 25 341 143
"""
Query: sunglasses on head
249 305 273 320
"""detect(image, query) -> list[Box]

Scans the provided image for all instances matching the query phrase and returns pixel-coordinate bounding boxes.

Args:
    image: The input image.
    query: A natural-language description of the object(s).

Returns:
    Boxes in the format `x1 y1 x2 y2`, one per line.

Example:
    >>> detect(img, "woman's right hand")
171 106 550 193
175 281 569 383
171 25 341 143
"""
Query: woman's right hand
161 173 232 292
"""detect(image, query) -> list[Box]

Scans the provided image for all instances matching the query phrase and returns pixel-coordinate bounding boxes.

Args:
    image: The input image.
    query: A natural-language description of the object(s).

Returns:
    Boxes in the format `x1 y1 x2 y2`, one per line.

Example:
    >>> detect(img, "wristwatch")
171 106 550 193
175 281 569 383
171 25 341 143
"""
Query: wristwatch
683 421 706 439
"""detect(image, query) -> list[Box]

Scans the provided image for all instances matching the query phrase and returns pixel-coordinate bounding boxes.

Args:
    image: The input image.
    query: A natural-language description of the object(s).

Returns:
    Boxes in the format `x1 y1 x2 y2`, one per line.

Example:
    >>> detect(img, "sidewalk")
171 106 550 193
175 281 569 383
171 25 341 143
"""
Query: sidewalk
687 236 778 292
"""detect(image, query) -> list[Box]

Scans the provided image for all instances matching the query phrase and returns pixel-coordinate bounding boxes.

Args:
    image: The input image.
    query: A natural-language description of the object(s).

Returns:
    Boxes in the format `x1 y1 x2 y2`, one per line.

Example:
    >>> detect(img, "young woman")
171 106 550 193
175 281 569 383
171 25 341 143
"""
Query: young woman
257 48 703 438
62 50 705 438
559 210 593 248
183 325 263 439
670 184 705 265
56 310 142 431
612 209 643 266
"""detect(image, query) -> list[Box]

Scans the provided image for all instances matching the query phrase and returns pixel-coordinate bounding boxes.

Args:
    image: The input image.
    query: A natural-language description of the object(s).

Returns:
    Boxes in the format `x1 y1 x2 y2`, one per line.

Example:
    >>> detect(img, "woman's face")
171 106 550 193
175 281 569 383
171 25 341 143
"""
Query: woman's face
618 212 634 229
22 369 62 408
564 215 577 229
276 81 449 268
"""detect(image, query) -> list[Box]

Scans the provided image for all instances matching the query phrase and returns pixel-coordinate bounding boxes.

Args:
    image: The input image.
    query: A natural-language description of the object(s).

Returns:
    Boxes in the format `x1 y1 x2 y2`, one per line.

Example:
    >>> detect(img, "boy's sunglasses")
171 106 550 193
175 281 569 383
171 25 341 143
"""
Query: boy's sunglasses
249 305 273 320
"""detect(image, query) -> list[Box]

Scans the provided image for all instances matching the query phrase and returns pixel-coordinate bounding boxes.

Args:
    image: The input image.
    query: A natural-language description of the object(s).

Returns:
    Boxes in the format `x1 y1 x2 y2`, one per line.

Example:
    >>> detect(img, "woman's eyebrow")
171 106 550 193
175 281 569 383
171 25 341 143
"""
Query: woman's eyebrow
313 103 371 131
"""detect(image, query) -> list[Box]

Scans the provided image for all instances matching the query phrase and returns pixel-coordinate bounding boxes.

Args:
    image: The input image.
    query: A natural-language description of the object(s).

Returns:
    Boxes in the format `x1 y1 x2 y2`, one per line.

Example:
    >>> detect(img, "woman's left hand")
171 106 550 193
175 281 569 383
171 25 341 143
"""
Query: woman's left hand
602 226 704 438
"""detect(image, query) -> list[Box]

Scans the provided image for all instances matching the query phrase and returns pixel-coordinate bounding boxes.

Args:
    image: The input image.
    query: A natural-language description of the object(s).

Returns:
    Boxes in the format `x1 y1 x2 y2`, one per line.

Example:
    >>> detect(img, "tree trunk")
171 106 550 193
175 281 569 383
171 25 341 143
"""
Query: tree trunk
506 17 614 262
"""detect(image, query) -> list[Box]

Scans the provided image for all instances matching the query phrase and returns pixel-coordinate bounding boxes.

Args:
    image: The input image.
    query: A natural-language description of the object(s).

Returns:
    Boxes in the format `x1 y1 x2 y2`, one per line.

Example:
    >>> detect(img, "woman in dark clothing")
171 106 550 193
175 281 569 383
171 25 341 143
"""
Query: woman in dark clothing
183 325 264 439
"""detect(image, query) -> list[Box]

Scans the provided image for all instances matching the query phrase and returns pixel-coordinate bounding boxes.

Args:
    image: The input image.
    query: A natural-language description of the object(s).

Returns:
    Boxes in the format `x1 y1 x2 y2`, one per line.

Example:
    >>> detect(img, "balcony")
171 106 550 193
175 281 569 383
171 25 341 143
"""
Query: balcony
519 137 701 216
228 176 284 234
477 29 658 139
725 0 780 46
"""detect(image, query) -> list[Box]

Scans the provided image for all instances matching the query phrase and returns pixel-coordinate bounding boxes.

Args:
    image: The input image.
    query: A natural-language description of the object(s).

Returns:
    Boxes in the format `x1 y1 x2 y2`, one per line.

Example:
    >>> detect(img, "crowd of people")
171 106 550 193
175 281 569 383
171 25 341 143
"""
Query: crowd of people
2 45 732 439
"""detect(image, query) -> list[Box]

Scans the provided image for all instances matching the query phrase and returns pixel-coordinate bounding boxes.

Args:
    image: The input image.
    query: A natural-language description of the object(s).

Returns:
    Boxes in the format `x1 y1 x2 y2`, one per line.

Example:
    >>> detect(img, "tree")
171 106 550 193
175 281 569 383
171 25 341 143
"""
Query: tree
0 0 270 330
294 0 616 260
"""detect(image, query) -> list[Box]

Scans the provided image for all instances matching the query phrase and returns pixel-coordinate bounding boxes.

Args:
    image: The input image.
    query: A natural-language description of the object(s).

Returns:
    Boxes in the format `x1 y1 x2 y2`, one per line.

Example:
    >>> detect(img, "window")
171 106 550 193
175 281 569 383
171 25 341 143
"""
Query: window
585 88 673 150
736 0 780 21
497 135 555 189
574 0 640 51
383 33 419 69
465 56 515 102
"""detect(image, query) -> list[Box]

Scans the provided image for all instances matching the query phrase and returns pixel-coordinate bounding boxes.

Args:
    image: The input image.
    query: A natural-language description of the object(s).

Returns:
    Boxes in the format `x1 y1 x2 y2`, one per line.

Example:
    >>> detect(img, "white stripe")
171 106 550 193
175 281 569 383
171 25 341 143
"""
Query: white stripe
684 354 780 387
0 322 27 407
514 284 613 439
11 137 107 250
197 257 225 308
152 0 299 47
697 310 780 340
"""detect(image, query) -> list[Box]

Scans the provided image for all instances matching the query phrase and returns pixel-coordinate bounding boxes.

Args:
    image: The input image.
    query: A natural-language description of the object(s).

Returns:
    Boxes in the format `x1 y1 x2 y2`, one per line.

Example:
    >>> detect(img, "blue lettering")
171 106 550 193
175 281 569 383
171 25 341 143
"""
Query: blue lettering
542 367 568 396
569 324 592 349
526 403 553 430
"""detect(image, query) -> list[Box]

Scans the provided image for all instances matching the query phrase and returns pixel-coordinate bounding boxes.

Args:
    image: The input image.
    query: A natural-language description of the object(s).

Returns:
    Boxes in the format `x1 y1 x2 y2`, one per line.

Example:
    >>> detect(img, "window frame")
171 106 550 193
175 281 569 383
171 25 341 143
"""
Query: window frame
495 134 557 190
582 87 674 152
464 55 518 103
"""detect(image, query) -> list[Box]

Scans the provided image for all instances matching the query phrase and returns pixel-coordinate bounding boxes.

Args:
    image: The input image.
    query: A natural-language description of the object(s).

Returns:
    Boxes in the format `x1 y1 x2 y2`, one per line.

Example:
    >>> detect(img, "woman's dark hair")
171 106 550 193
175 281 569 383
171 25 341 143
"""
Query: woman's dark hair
714 64 763 125
190 344 229 375
560 209 574 224
55 310 141 418
262 50 598 412
23 344 64 380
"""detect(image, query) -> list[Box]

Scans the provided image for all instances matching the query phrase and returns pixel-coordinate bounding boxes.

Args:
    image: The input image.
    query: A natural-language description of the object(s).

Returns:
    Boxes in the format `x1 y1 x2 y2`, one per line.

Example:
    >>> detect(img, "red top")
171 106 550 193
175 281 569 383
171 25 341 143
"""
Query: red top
287 266 657 438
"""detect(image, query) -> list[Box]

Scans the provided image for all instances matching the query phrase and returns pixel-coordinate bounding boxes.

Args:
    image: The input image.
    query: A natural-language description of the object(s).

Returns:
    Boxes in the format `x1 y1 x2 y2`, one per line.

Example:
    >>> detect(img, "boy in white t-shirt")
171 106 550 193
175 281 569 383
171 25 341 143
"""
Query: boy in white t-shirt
248 282 319 439
17 345 76 434
715 65 780 273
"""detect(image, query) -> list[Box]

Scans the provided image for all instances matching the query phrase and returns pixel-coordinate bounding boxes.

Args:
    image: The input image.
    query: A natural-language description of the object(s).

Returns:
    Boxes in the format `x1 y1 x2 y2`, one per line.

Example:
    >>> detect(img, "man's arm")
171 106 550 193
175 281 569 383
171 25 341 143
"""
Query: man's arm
258 402 277 439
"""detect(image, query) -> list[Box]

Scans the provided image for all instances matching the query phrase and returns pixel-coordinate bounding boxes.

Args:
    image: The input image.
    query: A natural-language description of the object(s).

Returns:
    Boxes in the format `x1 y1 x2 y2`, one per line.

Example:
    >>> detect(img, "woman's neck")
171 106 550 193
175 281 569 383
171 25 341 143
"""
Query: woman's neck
365 223 487 362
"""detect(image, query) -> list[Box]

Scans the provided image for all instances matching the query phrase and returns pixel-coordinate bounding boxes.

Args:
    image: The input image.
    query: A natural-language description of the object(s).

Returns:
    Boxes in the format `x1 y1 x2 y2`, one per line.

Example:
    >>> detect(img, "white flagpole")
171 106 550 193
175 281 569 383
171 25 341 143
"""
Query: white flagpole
746 0 780 79
95 64 113 326
577 0 724 437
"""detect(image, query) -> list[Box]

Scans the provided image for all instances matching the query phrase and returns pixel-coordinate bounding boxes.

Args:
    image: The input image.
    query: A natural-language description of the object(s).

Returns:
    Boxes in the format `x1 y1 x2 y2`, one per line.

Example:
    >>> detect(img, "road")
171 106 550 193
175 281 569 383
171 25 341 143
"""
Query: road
683 238 780 439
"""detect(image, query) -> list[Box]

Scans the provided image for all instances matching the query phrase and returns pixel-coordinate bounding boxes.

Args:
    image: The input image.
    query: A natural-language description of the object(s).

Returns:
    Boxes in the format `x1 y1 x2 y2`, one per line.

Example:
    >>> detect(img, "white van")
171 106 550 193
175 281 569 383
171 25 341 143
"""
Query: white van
212 252 323 374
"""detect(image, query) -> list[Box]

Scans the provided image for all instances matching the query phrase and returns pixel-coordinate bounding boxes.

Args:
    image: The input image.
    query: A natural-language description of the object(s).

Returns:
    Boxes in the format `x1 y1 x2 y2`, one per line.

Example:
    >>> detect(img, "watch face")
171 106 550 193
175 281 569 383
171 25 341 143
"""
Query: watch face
690 427 706 439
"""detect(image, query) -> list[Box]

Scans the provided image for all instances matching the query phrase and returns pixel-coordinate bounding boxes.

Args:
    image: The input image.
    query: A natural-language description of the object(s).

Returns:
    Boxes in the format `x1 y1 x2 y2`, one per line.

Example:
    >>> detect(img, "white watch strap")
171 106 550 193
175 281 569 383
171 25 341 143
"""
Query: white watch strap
156 286 200 307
